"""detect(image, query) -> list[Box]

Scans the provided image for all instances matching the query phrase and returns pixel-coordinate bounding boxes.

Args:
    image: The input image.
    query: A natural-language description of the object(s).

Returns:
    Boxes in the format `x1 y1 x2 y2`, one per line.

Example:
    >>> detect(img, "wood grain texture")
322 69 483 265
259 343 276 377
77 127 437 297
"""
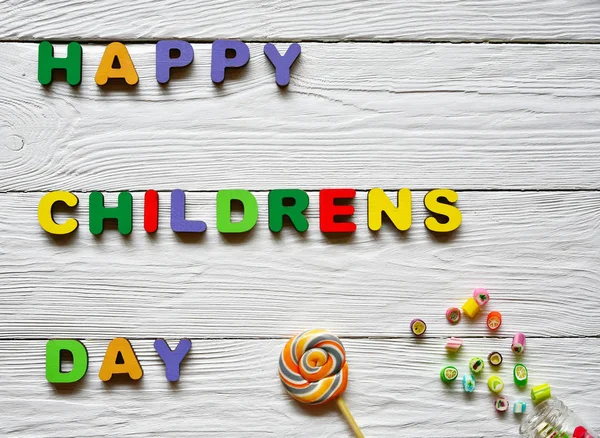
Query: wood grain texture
1 0 600 42
1 190 598 339
1 338 598 437
1 43 600 191
2 4 599 434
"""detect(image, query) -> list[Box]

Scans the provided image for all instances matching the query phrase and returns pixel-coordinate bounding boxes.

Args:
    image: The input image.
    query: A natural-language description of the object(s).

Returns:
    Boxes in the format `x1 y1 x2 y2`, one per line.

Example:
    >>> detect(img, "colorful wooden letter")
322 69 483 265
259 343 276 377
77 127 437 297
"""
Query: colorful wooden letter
144 189 159 233
98 338 143 382
154 338 192 382
38 191 79 234
424 189 462 232
216 190 258 233
264 43 301 86
89 192 133 235
211 40 250 83
268 189 309 232
156 40 194 84
319 189 356 233
170 189 207 233
46 340 88 383
95 42 139 86
367 188 412 231
38 41 82 86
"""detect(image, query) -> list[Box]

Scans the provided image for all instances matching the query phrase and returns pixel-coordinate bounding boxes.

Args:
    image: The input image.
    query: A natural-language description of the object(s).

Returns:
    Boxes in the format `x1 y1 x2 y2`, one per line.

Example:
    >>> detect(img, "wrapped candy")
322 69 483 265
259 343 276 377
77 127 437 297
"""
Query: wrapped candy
410 319 427 336
514 363 528 387
445 307 461 324
445 337 463 353
514 401 527 414
440 366 458 383
495 397 509 413
486 311 502 330
473 288 490 306
469 357 484 374
488 375 504 394
488 351 503 366
462 298 480 319
462 374 476 393
531 383 552 405
512 333 526 355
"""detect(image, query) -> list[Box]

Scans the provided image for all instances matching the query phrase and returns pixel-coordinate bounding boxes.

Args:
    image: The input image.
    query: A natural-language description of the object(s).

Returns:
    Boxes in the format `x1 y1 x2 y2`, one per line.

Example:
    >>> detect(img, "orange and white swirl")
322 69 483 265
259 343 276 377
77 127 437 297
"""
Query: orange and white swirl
279 329 348 405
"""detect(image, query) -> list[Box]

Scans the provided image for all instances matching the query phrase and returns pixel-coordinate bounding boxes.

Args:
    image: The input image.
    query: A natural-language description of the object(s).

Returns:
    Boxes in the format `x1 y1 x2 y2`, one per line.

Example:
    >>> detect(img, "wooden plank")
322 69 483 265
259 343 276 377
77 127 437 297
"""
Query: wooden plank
2 43 600 191
1 338 598 436
1 190 598 339
2 1 600 42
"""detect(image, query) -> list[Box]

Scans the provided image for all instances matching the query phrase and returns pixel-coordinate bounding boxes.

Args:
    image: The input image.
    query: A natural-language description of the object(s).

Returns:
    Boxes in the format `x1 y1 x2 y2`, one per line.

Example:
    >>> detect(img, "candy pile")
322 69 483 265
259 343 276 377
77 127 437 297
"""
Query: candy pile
411 288 553 415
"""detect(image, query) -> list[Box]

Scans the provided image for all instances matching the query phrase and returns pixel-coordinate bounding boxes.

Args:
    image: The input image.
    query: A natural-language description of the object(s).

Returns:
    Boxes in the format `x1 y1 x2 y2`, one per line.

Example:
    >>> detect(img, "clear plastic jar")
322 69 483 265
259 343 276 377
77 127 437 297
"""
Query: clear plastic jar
520 398 597 437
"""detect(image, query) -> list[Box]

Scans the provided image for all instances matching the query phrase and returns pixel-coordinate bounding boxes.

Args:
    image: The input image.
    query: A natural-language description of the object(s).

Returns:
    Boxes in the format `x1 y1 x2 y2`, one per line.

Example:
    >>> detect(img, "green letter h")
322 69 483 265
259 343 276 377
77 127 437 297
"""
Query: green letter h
38 41 82 85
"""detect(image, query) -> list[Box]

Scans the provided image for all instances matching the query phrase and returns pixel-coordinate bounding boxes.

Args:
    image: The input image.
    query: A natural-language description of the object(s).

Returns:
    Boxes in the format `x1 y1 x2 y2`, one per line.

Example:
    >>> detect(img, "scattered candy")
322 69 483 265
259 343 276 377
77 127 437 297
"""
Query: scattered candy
469 357 485 374
445 337 463 352
462 297 480 319
531 383 552 404
445 307 461 324
486 311 502 330
488 351 503 366
512 333 526 355
473 288 490 306
410 319 427 336
495 397 509 412
462 374 476 393
440 366 459 383
488 375 504 393
513 363 528 387
514 401 527 414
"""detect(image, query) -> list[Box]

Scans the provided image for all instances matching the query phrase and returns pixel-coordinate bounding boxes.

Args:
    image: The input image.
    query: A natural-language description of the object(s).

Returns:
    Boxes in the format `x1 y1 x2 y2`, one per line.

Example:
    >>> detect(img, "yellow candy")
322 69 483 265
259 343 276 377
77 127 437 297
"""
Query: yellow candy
531 384 552 404
462 297 480 319
488 375 504 394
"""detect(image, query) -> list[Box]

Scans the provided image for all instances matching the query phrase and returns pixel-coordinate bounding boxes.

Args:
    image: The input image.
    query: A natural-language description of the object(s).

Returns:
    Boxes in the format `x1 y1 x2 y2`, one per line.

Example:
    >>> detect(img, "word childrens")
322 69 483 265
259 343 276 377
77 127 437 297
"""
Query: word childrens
38 188 462 236
38 40 301 86
46 338 191 383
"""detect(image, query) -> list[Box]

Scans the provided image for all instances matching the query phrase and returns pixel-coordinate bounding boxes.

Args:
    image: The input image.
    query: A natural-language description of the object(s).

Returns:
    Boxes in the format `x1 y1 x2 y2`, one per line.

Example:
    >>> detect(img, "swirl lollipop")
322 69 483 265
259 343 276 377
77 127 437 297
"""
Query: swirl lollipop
279 329 364 437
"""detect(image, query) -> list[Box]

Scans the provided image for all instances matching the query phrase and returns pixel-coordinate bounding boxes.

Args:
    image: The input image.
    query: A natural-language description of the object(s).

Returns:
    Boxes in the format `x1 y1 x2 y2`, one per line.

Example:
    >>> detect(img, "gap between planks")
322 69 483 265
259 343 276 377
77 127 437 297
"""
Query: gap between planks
4 39 600 45
6 189 600 194
1 335 598 341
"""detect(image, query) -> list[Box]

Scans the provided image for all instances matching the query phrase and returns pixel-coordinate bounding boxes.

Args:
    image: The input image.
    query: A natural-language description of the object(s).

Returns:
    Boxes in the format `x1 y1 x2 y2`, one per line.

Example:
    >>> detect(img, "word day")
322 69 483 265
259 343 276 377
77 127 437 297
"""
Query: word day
38 188 462 235
38 40 301 86
46 338 191 383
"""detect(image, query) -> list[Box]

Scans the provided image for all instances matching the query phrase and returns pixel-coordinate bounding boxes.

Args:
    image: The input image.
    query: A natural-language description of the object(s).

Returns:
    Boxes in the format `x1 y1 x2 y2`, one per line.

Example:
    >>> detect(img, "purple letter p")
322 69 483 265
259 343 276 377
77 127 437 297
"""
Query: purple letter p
156 40 194 84
211 40 250 83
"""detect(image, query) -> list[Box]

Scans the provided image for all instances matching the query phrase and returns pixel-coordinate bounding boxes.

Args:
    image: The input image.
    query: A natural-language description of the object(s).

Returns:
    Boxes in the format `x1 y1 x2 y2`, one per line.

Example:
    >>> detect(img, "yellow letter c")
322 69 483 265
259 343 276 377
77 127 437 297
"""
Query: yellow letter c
38 191 79 234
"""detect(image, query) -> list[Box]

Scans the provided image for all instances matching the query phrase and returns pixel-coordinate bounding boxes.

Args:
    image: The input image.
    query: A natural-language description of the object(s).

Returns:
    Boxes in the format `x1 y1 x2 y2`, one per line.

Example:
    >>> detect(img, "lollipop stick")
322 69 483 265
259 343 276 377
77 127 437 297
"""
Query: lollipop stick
336 396 364 438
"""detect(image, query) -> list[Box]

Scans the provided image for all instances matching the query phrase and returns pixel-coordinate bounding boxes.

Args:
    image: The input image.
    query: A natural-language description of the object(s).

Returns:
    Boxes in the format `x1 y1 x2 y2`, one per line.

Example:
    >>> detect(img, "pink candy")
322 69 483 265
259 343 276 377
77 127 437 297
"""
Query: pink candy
445 337 463 352
473 288 490 306
512 332 526 355
445 307 461 324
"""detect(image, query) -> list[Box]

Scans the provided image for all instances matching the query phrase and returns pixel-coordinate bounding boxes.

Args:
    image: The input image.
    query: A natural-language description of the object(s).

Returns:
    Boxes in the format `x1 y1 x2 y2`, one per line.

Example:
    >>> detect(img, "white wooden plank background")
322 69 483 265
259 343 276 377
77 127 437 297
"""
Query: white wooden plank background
1 0 600 42
1 191 599 339
2 43 600 190
1 338 599 437
1 1 600 436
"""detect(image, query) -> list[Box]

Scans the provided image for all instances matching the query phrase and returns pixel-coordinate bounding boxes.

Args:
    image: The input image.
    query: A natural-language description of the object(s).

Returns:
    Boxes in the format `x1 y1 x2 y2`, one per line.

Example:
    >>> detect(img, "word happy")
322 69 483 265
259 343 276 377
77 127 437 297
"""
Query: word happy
38 189 462 235
38 40 301 86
